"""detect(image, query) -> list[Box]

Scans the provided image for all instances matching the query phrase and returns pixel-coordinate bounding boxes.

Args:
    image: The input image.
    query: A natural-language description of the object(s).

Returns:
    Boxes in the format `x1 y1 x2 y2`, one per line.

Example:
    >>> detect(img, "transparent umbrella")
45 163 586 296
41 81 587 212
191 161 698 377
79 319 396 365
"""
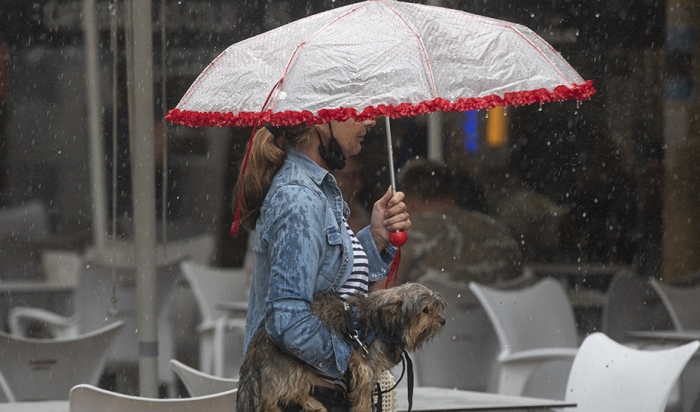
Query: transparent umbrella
166 0 596 274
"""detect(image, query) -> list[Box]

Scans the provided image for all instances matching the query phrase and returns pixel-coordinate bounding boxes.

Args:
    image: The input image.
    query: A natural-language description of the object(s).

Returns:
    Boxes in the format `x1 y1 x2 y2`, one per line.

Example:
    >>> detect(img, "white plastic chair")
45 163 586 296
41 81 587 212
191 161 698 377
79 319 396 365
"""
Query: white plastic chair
8 306 80 338
0 200 50 241
179 261 248 378
469 278 579 399
412 272 499 391
169 359 238 397
0 321 124 401
69 384 237 412
7 260 182 394
41 249 83 286
647 278 700 412
565 332 699 412
649 278 700 331
601 272 673 342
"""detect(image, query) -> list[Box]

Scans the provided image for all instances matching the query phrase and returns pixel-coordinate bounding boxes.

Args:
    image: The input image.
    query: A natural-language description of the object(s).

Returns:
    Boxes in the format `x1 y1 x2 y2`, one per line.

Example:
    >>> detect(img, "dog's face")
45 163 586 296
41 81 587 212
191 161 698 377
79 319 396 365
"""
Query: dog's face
372 283 447 352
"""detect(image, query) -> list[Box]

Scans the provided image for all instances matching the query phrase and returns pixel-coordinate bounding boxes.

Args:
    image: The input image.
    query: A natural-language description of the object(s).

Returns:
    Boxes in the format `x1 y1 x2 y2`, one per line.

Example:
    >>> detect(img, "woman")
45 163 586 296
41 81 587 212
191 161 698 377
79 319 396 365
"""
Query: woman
236 118 410 411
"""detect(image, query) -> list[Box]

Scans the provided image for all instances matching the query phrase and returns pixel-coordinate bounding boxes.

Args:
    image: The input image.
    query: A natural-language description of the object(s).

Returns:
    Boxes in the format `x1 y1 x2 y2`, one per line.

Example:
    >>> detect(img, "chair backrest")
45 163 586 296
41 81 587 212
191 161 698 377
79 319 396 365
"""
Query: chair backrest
75 261 181 364
83 234 216 267
602 272 673 342
565 332 699 412
170 359 238 397
0 321 124 401
69 384 237 412
649 278 700 331
179 261 249 323
42 249 83 286
412 272 499 391
469 278 578 356
8 306 80 339
0 200 50 241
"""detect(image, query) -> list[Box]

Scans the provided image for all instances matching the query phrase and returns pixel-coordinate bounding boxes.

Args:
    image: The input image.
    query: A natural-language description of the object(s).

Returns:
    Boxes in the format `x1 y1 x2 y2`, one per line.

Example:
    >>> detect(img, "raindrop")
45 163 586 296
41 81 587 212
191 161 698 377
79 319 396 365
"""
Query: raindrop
538 103 543 111
595 13 600 17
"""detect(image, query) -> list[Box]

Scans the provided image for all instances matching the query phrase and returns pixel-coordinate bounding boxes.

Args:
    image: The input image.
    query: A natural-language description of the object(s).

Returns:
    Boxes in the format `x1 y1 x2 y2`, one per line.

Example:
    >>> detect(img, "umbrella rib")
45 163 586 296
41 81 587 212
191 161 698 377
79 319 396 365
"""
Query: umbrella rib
503 25 574 86
270 2 371 112
377 0 438 99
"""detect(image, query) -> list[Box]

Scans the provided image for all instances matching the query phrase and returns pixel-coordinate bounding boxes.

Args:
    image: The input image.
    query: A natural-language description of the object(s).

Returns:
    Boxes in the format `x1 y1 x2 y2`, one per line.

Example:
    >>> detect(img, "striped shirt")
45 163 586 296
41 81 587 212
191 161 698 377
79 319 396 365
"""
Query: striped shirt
318 219 369 390
337 220 369 300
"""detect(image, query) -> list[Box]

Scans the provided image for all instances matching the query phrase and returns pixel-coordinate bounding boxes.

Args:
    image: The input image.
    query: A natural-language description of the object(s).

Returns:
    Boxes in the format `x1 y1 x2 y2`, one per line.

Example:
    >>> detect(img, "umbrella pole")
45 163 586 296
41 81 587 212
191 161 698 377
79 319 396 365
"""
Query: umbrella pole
385 116 397 194
384 117 408 251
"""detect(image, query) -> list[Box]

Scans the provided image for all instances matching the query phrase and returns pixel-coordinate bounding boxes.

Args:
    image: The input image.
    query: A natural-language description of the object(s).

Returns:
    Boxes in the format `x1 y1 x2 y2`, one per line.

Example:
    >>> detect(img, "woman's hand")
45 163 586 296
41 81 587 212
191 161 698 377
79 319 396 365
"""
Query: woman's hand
370 186 411 252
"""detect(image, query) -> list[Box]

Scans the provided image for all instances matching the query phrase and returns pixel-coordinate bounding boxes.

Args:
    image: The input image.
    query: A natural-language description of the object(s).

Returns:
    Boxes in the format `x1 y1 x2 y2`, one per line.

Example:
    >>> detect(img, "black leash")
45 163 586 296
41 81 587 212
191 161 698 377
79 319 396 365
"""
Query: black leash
373 351 413 412
343 302 414 412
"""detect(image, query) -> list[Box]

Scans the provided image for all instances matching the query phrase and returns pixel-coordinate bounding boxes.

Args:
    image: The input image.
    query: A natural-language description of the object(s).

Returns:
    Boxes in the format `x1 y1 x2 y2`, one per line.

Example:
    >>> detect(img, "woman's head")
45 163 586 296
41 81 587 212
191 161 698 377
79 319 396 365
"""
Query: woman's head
316 118 376 160
235 117 376 230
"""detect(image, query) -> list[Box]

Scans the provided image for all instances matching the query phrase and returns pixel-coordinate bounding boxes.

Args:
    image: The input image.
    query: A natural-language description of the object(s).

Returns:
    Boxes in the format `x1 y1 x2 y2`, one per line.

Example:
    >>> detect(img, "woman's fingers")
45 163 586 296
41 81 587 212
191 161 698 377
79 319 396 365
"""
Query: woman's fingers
383 212 411 231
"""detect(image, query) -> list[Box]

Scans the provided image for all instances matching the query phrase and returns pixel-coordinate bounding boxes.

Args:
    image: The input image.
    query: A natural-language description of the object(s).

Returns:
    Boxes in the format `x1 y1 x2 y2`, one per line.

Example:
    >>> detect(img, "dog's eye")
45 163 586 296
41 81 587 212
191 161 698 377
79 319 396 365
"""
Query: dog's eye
422 307 430 314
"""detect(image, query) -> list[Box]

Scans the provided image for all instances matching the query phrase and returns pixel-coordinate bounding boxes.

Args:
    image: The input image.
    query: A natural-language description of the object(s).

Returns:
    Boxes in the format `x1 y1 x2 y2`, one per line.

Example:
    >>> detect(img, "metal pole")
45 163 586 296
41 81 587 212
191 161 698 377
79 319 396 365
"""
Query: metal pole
82 0 108 250
125 0 159 397
426 0 443 164
385 116 397 194
427 111 443 163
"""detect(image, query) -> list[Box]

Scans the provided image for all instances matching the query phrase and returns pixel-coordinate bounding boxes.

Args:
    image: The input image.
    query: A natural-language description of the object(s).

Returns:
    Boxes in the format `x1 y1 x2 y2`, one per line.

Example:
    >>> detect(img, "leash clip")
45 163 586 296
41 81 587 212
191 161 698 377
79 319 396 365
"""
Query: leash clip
352 334 370 357
344 302 370 357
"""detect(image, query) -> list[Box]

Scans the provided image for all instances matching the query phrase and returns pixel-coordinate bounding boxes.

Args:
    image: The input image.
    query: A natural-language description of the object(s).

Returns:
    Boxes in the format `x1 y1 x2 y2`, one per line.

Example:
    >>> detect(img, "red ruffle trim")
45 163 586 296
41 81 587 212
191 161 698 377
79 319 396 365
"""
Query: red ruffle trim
166 80 595 127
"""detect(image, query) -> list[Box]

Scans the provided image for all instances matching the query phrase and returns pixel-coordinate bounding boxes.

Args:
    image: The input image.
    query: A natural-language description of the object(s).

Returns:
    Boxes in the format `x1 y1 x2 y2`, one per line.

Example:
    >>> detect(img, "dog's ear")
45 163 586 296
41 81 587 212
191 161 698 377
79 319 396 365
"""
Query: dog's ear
377 293 404 331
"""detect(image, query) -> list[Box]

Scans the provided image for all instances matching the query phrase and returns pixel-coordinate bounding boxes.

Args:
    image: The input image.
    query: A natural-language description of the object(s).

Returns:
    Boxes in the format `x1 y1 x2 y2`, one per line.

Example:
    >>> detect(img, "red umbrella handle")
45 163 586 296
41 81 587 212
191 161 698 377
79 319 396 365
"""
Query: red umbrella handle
390 230 408 247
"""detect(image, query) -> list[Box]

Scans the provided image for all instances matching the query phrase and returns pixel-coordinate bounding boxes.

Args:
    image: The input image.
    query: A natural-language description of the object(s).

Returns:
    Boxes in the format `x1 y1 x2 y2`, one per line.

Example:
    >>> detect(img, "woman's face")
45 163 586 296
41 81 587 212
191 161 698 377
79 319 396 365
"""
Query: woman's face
326 118 376 158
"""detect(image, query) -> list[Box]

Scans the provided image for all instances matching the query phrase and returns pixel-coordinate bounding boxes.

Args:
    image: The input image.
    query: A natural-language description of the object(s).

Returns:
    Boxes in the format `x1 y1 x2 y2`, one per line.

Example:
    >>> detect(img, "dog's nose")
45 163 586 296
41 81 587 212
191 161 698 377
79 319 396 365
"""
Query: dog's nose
439 318 446 326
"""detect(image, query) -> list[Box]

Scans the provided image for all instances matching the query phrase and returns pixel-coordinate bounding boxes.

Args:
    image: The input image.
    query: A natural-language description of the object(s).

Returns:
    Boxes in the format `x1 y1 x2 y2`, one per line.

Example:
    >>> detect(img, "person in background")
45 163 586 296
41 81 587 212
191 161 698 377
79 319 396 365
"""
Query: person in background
397 158 522 285
332 155 371 233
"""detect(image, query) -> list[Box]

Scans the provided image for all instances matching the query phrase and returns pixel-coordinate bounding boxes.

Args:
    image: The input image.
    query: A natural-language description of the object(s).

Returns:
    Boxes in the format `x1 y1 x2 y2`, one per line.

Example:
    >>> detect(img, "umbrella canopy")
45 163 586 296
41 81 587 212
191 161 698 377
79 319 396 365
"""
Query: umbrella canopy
166 0 594 128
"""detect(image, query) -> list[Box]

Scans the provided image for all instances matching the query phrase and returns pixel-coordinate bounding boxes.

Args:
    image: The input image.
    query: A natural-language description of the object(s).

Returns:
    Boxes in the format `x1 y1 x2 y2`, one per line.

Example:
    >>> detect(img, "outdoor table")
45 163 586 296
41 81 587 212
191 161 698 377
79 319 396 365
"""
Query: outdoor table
0 401 69 412
627 330 700 342
215 301 249 315
396 387 576 411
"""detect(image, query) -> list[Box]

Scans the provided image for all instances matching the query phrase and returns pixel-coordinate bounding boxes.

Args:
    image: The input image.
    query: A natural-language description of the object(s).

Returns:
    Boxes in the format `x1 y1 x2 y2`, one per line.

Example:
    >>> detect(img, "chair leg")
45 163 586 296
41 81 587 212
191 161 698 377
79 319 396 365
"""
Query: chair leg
213 317 227 377
199 333 214 375
497 364 534 396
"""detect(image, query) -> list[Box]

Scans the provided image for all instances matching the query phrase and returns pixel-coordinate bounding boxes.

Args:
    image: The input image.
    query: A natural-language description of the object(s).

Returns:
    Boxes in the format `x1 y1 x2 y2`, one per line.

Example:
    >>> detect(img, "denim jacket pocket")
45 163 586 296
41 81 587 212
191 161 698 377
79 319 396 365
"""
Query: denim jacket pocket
316 216 344 285
326 229 342 245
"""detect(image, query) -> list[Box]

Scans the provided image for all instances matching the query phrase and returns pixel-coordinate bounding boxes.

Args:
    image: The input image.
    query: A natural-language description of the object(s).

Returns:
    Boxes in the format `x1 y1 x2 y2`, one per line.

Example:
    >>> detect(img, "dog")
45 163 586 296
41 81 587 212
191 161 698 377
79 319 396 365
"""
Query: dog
237 283 447 412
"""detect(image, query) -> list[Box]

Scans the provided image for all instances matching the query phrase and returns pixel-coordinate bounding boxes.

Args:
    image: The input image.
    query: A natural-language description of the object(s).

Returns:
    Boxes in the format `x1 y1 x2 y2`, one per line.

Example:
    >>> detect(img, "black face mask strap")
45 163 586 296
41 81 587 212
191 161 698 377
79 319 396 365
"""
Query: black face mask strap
264 123 283 139
318 123 346 171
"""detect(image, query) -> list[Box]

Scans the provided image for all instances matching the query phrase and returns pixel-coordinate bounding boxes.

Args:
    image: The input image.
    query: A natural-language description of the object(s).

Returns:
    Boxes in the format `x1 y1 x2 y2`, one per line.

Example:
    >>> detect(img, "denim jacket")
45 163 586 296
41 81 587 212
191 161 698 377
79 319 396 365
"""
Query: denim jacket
243 147 396 378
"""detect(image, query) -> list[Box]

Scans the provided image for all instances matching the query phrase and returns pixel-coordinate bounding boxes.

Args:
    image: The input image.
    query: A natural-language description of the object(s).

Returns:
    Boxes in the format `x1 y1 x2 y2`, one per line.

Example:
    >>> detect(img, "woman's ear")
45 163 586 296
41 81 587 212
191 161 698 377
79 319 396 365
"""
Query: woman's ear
315 123 332 141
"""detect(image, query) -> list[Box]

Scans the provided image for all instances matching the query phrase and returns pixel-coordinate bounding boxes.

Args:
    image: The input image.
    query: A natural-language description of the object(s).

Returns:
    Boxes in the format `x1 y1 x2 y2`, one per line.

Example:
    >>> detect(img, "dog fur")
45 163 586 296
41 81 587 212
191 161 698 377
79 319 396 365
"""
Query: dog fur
236 283 447 412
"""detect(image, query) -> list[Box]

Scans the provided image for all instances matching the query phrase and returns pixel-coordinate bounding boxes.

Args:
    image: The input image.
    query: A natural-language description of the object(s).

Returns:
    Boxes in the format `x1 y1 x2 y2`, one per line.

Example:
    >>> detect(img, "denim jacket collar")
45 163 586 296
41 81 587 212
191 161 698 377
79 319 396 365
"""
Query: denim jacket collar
285 146 349 221
285 146 328 186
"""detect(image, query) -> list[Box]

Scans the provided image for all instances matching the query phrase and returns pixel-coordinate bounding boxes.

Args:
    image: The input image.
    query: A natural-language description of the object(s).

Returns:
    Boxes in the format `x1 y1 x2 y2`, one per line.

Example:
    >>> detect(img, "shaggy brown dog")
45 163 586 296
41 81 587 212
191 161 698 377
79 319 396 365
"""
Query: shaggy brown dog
237 283 447 412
